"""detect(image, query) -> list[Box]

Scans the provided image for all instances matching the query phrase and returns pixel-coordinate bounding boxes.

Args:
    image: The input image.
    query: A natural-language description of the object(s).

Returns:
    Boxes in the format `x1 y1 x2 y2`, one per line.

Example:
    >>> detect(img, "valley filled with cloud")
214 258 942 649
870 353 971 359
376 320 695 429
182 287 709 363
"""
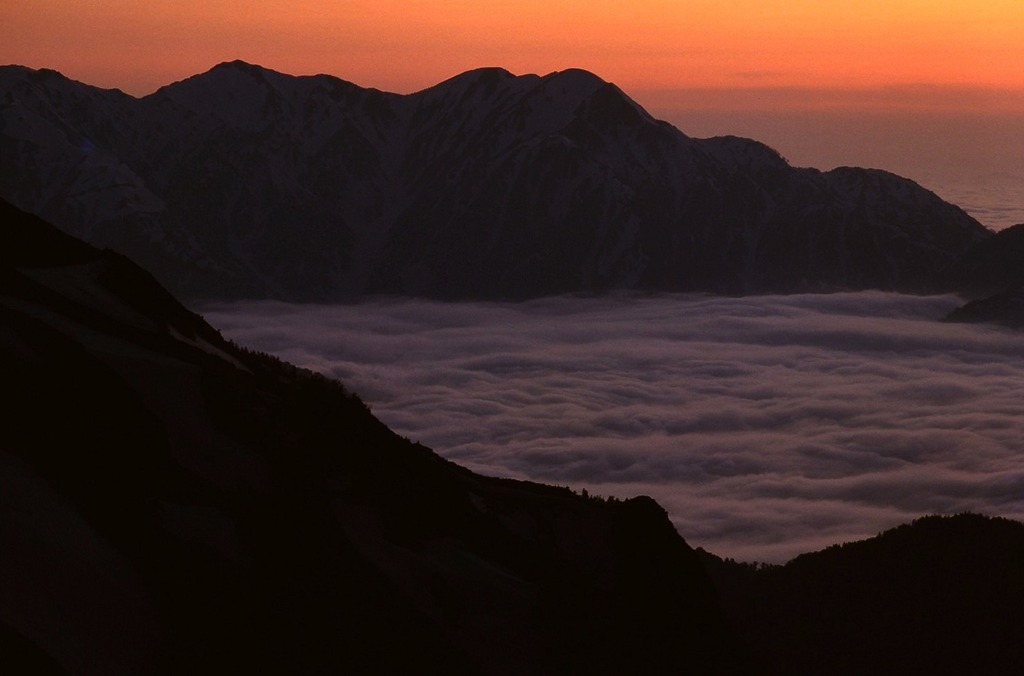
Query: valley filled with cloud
203 292 1024 562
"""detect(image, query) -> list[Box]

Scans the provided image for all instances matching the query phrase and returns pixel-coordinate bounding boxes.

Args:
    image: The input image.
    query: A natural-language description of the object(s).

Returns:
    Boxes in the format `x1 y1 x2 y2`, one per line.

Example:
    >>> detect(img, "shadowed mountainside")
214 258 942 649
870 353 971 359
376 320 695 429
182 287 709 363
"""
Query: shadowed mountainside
944 222 1024 295
699 513 1024 676
945 284 1024 328
0 61 992 301
943 223 1024 328
0 198 745 674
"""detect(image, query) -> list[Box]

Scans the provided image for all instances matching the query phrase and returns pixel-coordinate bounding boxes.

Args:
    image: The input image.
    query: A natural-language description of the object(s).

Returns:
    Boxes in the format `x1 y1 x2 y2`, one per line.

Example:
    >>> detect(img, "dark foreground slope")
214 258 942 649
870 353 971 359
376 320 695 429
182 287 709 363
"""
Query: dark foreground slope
0 198 743 674
699 513 1024 676
0 62 990 300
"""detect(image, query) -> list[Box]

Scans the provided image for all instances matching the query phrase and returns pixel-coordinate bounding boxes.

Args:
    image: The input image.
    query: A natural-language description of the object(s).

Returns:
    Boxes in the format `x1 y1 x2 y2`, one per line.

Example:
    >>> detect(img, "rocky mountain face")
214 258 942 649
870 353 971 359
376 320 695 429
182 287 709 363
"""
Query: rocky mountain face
0 62 992 301
0 197 746 674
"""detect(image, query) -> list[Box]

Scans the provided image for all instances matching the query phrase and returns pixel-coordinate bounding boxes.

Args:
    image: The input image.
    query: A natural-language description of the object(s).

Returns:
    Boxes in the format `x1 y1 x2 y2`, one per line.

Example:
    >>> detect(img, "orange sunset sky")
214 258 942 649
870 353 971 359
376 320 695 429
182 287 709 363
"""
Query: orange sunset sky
3 0 1024 111
5 0 1024 230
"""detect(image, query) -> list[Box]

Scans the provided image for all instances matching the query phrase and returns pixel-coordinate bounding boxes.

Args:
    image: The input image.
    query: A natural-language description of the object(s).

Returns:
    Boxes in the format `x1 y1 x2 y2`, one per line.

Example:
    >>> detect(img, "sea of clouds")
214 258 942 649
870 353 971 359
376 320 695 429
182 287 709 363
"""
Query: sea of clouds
202 292 1024 562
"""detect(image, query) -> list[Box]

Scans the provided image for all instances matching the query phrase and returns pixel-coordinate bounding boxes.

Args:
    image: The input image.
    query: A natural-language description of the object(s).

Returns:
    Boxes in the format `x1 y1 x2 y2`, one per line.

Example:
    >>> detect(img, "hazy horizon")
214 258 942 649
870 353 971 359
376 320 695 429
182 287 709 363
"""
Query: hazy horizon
6 2 1023 95
203 293 1024 563
649 101 1024 232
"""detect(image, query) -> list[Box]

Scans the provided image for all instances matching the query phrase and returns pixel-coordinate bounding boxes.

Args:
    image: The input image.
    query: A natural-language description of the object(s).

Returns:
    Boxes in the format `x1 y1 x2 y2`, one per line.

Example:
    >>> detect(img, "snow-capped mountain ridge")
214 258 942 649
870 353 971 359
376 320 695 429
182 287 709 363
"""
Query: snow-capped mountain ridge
0 61 992 300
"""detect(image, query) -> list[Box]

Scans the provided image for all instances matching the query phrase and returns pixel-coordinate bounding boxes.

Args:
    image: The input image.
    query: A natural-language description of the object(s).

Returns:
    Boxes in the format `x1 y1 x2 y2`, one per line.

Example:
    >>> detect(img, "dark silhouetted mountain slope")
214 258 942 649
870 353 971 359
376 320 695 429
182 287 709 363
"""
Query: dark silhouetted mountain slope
944 222 1024 295
0 62 992 300
942 223 1024 327
945 283 1024 328
0 197 745 674
700 513 1024 675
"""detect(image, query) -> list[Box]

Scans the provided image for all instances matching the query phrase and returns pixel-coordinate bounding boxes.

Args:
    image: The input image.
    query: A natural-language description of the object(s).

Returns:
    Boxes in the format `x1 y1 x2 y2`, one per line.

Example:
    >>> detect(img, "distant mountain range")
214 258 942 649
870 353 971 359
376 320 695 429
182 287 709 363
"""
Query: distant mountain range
3 61 1014 302
4 196 1024 673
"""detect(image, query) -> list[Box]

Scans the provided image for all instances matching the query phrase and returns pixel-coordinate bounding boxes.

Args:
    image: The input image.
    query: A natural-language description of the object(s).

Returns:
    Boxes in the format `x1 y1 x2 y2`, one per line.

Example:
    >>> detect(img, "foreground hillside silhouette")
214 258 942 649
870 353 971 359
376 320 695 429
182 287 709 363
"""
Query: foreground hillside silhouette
0 198 744 673
701 513 1024 675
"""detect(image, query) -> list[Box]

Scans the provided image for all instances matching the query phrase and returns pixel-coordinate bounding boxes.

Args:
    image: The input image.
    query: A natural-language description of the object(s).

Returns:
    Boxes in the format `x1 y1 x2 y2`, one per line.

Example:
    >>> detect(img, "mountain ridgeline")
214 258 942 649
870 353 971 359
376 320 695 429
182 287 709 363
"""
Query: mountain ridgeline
0 61 994 301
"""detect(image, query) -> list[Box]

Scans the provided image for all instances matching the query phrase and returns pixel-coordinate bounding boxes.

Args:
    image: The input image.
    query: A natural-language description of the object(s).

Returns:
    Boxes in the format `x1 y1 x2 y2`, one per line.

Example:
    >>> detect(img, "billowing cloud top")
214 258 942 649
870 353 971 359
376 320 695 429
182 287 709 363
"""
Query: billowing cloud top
202 292 1024 562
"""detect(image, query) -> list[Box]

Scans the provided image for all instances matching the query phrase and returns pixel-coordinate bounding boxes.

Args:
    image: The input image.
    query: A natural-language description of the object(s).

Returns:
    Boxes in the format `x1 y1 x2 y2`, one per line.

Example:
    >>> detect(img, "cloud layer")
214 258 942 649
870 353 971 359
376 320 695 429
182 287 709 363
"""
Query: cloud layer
202 292 1024 562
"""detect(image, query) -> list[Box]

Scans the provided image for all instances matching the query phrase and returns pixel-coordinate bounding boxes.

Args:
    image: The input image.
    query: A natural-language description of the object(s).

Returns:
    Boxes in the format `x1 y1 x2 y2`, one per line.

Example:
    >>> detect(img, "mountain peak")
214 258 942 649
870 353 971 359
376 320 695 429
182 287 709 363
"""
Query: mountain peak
202 59 281 86
540 68 607 97
546 67 606 85
154 60 296 121
426 67 534 98
210 59 269 74
458 66 517 80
